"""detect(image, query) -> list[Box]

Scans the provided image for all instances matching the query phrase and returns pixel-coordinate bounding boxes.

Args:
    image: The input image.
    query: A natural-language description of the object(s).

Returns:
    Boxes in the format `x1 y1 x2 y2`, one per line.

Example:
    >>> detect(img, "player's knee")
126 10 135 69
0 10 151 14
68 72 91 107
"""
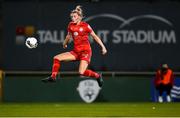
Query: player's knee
79 70 85 75
53 56 61 61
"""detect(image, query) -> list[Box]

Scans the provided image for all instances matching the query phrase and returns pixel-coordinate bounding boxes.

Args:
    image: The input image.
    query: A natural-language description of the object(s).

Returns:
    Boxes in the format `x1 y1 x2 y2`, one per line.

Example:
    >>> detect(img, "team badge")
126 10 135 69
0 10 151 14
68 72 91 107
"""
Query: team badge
77 79 101 103
79 27 83 32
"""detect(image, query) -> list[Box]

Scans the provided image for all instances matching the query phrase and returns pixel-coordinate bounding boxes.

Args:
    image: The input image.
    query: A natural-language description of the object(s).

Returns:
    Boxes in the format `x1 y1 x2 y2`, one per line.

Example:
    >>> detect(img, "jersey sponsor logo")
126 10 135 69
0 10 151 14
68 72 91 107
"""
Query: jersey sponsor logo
73 32 78 36
77 79 101 103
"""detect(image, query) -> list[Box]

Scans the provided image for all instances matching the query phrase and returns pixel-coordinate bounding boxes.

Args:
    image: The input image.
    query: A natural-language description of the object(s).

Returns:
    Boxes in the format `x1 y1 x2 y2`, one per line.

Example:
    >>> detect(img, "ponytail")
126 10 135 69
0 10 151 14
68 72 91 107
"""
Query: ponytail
71 5 84 18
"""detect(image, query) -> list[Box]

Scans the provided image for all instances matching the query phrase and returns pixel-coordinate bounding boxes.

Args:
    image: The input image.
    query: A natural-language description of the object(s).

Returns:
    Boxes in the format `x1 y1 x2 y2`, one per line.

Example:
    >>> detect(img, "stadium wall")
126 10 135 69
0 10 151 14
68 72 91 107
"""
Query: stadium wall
2 74 152 102
1 1 180 71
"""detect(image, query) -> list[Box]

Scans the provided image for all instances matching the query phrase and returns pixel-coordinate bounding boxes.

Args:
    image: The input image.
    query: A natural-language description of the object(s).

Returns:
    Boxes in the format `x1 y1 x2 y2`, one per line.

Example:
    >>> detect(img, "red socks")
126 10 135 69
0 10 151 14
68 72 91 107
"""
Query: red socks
82 69 100 79
50 59 99 80
51 59 60 79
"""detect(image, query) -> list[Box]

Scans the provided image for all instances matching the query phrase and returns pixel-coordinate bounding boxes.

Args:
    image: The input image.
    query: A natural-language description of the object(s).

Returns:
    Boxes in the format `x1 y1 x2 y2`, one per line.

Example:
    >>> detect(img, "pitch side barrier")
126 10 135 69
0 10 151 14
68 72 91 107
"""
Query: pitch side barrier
4 71 180 77
2 71 159 76
2 71 180 102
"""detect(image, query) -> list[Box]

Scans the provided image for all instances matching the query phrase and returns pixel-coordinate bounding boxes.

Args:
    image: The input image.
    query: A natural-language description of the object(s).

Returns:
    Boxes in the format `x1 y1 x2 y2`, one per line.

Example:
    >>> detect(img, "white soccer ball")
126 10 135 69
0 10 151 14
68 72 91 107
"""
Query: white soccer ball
25 37 38 49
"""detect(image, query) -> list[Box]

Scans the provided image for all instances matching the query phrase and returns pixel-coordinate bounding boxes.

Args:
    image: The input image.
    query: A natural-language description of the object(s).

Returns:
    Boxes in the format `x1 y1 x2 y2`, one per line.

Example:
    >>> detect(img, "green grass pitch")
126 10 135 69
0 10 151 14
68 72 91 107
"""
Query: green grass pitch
0 102 180 117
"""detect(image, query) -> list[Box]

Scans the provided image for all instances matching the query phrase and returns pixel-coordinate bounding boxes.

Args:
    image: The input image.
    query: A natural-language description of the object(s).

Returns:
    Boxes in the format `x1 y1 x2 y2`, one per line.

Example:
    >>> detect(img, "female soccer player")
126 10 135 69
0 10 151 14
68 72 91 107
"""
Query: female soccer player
42 5 107 87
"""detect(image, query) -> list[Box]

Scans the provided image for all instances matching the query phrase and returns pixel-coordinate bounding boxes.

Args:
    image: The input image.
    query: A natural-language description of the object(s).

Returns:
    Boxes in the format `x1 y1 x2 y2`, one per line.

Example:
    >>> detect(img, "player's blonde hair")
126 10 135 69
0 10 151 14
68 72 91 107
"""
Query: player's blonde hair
71 5 84 19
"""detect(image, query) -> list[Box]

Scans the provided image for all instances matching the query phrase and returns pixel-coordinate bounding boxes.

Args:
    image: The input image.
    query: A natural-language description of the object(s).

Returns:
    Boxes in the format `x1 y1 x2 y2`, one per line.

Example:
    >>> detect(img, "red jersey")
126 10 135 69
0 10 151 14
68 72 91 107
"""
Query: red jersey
68 21 92 52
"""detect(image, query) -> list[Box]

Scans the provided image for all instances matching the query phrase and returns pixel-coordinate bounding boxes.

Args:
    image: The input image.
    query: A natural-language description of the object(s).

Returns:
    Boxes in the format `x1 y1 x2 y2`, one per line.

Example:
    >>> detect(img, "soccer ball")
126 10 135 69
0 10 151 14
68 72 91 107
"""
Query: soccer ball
25 37 38 49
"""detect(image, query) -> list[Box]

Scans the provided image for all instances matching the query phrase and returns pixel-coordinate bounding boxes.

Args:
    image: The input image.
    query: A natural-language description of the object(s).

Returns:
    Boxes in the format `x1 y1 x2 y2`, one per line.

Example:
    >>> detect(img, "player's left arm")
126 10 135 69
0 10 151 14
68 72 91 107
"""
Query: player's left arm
90 30 107 55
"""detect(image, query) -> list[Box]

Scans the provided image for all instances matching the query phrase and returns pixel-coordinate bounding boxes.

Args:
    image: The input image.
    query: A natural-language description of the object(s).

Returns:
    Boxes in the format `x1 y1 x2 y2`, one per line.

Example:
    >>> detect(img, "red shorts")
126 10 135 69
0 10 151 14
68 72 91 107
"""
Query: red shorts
70 50 92 64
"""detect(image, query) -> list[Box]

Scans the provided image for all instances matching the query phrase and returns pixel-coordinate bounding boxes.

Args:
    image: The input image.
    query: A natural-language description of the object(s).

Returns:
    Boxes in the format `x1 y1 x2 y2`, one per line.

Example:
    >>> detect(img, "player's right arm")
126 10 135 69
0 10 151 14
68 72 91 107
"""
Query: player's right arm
63 23 72 49
63 32 71 49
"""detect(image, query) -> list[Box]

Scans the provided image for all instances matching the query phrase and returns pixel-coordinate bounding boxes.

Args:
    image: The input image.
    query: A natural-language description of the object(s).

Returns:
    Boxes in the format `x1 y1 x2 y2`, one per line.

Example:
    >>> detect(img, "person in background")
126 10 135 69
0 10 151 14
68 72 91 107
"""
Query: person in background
154 64 174 102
